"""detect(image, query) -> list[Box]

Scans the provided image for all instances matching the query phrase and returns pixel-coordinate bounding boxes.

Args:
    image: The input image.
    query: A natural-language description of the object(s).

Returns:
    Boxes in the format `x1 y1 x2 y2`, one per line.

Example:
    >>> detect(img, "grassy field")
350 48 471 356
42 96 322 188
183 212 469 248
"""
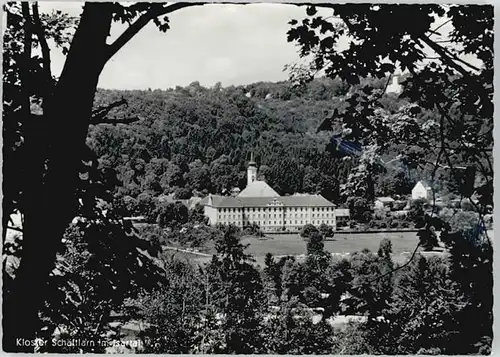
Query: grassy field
163 231 422 267
244 232 421 266
242 232 419 257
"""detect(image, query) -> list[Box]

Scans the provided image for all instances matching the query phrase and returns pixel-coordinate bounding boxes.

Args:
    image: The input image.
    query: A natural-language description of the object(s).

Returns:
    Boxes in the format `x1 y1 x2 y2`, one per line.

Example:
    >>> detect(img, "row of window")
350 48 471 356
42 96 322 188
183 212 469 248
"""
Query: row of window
218 206 334 213
218 213 333 220
217 216 334 226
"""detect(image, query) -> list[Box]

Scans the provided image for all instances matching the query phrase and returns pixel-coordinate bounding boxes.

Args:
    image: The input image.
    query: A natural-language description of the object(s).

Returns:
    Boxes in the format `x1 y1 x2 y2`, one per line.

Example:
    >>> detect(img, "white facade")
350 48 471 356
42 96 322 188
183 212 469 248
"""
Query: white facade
247 153 257 186
374 197 395 210
247 165 257 187
412 181 432 200
201 158 349 232
205 199 337 232
386 75 403 95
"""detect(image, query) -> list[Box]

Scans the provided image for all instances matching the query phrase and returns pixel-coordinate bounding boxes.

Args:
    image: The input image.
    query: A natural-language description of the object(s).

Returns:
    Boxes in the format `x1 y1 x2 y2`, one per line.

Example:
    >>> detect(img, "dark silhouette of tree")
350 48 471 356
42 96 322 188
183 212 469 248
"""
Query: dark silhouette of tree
2 2 205 350
203 225 265 353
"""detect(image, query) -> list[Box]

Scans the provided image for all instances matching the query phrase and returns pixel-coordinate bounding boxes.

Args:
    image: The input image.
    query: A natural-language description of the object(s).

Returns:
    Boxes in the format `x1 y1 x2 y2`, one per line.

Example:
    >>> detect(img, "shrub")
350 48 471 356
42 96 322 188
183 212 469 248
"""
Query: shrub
300 224 320 239
319 223 334 238
390 219 400 229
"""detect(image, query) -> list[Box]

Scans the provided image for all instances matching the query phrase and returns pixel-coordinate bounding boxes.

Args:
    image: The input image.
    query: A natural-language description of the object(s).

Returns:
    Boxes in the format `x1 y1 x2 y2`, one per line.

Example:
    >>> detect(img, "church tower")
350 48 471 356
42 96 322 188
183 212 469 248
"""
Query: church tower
247 152 257 187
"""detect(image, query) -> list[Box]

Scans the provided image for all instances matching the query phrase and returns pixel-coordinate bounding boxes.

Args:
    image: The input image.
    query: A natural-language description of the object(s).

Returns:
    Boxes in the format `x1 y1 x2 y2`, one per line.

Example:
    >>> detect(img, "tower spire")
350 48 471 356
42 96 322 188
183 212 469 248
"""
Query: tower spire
247 151 257 186
249 151 256 166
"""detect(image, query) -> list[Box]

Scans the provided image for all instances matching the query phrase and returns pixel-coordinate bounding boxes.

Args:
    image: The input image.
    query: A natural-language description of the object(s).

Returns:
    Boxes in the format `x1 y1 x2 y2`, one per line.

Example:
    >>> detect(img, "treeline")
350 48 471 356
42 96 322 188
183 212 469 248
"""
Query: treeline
87 78 426 206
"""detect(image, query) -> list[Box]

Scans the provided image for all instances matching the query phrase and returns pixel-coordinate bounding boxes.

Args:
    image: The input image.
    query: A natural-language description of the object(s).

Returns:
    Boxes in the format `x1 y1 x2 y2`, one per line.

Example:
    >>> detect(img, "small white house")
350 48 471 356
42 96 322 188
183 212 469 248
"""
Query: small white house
385 75 403 95
412 181 432 200
374 197 395 210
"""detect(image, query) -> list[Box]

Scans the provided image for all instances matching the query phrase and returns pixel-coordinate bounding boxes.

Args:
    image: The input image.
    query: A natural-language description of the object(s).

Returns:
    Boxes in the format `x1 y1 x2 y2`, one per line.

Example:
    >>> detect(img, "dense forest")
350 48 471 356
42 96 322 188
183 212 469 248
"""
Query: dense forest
87 77 428 206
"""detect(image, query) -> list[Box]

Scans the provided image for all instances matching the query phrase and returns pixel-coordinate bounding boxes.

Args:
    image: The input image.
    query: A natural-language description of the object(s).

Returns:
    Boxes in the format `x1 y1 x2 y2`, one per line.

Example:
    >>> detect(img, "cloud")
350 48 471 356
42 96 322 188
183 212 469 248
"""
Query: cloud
39 3 316 89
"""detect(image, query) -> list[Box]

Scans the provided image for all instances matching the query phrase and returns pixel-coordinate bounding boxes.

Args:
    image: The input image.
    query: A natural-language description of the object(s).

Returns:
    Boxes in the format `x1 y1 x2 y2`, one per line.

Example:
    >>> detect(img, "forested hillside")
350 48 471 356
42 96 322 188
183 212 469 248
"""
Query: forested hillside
88 77 421 204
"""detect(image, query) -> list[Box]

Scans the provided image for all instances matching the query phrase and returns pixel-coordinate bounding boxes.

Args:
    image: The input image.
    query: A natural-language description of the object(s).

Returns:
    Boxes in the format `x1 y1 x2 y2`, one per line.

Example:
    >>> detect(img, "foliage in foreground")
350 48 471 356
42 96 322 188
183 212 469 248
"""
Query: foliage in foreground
130 224 491 355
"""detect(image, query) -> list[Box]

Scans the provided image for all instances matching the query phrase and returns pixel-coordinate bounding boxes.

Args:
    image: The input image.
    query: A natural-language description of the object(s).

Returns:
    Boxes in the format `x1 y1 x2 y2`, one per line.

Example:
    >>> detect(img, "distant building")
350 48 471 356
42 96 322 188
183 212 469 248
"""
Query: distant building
412 181 433 200
334 208 350 227
374 197 395 210
391 210 409 218
385 75 403 95
201 155 349 232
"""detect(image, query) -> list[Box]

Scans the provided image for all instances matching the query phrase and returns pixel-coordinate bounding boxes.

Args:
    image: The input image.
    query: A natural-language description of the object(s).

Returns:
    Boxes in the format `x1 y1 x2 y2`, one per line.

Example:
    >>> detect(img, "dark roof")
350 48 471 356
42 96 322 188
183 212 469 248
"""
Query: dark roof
203 194 334 208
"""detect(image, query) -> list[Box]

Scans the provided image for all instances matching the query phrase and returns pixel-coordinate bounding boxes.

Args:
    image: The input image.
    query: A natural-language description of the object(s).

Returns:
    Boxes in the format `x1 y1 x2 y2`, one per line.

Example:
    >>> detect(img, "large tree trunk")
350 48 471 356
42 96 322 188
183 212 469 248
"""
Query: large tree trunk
3 4 114 351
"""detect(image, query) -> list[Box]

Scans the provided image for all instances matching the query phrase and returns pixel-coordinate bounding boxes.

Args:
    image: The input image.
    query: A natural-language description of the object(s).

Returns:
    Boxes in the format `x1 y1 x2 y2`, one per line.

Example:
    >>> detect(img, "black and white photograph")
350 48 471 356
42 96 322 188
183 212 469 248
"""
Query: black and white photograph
2 1 494 354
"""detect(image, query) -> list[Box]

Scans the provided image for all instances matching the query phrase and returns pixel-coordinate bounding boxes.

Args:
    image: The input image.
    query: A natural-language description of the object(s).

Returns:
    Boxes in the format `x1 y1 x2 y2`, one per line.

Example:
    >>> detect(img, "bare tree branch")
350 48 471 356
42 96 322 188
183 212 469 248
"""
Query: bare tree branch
91 97 127 120
7 226 23 233
91 116 142 125
106 2 203 61
89 98 142 125
368 242 422 285
420 34 481 75
429 18 452 36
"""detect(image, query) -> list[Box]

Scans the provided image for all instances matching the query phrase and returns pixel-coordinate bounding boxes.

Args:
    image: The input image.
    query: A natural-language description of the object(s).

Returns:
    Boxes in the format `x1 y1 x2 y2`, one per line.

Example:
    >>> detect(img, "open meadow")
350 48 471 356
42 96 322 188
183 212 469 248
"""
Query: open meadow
163 231 425 267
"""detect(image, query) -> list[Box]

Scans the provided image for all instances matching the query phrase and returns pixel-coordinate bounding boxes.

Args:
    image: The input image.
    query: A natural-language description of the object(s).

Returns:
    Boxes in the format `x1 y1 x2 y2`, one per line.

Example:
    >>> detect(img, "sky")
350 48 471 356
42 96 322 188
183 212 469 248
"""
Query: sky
38 3 480 91
39 2 330 90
